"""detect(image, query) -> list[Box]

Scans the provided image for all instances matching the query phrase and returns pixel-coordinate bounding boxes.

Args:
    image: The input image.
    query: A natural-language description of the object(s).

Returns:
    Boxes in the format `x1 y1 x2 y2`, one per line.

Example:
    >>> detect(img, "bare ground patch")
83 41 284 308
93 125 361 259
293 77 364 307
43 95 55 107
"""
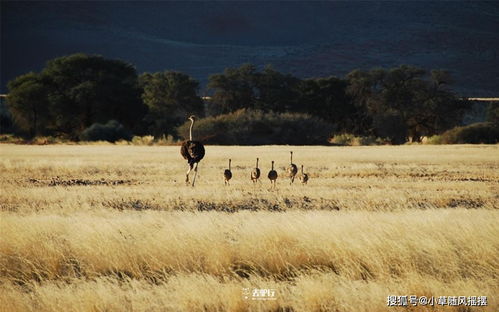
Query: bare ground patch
27 177 134 187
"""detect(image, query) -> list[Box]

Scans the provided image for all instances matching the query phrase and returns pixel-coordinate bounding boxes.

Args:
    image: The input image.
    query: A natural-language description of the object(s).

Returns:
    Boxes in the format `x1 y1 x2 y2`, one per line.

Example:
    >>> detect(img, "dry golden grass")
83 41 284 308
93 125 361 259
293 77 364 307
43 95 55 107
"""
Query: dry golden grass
0 144 498 311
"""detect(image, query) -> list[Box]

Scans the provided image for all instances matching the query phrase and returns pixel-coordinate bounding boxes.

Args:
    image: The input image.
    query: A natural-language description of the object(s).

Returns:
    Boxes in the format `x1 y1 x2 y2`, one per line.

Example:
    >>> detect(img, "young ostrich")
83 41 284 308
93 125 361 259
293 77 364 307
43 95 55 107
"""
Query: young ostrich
268 160 278 189
180 115 205 187
299 165 309 184
251 158 261 184
224 159 232 185
287 151 298 184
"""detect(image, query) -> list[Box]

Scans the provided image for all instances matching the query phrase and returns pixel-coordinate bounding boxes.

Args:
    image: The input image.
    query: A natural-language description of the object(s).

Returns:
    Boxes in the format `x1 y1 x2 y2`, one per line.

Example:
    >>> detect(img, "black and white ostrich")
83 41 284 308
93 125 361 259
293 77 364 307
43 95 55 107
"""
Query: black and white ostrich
180 115 205 187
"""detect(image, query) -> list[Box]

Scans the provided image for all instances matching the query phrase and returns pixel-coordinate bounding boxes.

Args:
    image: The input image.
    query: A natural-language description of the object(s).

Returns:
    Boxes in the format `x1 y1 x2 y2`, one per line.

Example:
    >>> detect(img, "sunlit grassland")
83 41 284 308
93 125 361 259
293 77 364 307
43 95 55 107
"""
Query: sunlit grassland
0 144 498 311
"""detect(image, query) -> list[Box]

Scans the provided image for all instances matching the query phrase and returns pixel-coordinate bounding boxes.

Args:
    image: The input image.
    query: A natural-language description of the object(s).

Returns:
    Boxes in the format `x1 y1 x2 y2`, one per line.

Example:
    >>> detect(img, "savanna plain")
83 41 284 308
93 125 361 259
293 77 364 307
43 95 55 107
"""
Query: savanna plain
0 144 498 312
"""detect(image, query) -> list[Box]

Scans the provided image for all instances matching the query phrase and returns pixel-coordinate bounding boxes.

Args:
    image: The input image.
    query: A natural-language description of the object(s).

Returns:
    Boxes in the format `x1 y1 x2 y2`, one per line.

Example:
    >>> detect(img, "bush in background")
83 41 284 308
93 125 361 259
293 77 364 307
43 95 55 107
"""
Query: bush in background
130 134 177 146
423 135 443 145
330 134 390 146
0 134 26 144
0 134 72 145
177 109 332 145
131 135 155 145
438 122 498 144
29 136 68 145
79 120 132 143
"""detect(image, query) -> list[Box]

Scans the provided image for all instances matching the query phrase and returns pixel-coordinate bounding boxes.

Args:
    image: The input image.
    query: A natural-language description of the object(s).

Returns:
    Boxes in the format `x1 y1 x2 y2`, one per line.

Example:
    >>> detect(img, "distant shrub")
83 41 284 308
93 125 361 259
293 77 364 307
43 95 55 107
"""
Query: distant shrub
330 134 389 146
439 122 498 144
80 120 132 143
352 136 375 146
78 140 113 145
30 136 65 145
0 134 73 145
131 135 155 145
130 134 177 145
155 134 177 145
330 133 356 145
424 135 443 145
177 109 332 145
115 139 131 145
0 134 25 144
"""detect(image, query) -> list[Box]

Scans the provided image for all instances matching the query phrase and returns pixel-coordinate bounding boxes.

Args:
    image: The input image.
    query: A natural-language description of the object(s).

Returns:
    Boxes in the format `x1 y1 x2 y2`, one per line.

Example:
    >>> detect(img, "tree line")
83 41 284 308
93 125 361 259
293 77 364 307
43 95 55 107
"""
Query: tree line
3 53 482 144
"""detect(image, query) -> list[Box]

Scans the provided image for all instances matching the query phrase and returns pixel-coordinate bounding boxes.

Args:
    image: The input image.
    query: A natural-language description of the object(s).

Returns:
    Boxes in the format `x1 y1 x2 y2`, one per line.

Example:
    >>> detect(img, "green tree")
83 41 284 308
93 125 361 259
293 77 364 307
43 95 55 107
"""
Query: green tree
254 65 301 112
6 72 50 137
140 71 203 137
345 68 386 135
486 101 499 125
41 53 145 137
208 64 305 115
297 76 354 130
346 66 470 142
207 64 258 115
381 67 469 141
372 110 407 144
0 98 13 134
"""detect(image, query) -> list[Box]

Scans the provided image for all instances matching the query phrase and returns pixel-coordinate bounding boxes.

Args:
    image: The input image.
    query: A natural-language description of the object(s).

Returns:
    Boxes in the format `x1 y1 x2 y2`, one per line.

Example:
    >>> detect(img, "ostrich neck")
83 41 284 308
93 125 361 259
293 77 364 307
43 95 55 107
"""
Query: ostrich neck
290 153 293 164
256 159 259 168
189 120 194 141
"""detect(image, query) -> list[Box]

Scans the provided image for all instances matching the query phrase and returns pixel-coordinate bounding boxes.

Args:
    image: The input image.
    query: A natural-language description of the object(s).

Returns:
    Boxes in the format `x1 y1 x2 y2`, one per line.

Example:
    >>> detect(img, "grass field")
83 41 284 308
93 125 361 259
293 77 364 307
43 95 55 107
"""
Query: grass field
0 144 498 311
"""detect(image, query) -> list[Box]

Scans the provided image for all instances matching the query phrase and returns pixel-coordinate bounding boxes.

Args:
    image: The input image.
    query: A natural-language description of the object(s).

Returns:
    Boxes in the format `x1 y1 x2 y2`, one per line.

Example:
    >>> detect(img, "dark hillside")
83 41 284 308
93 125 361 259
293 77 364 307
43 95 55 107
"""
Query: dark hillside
1 1 498 95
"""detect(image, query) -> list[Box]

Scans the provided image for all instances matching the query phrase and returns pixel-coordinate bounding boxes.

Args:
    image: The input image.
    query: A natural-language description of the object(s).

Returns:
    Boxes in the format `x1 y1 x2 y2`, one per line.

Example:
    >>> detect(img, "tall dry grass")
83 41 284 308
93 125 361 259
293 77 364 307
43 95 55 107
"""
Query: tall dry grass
0 144 498 311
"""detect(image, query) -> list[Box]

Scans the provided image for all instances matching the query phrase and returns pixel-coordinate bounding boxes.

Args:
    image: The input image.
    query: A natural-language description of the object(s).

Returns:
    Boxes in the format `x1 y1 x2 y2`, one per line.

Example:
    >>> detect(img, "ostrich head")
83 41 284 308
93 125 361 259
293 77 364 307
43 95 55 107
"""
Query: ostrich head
188 115 197 121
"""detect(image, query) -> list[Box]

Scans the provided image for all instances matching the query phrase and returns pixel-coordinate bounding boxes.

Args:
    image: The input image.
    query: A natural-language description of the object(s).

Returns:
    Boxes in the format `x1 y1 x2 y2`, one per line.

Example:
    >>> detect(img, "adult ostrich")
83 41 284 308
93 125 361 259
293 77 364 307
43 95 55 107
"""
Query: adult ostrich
287 151 298 184
180 115 205 187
